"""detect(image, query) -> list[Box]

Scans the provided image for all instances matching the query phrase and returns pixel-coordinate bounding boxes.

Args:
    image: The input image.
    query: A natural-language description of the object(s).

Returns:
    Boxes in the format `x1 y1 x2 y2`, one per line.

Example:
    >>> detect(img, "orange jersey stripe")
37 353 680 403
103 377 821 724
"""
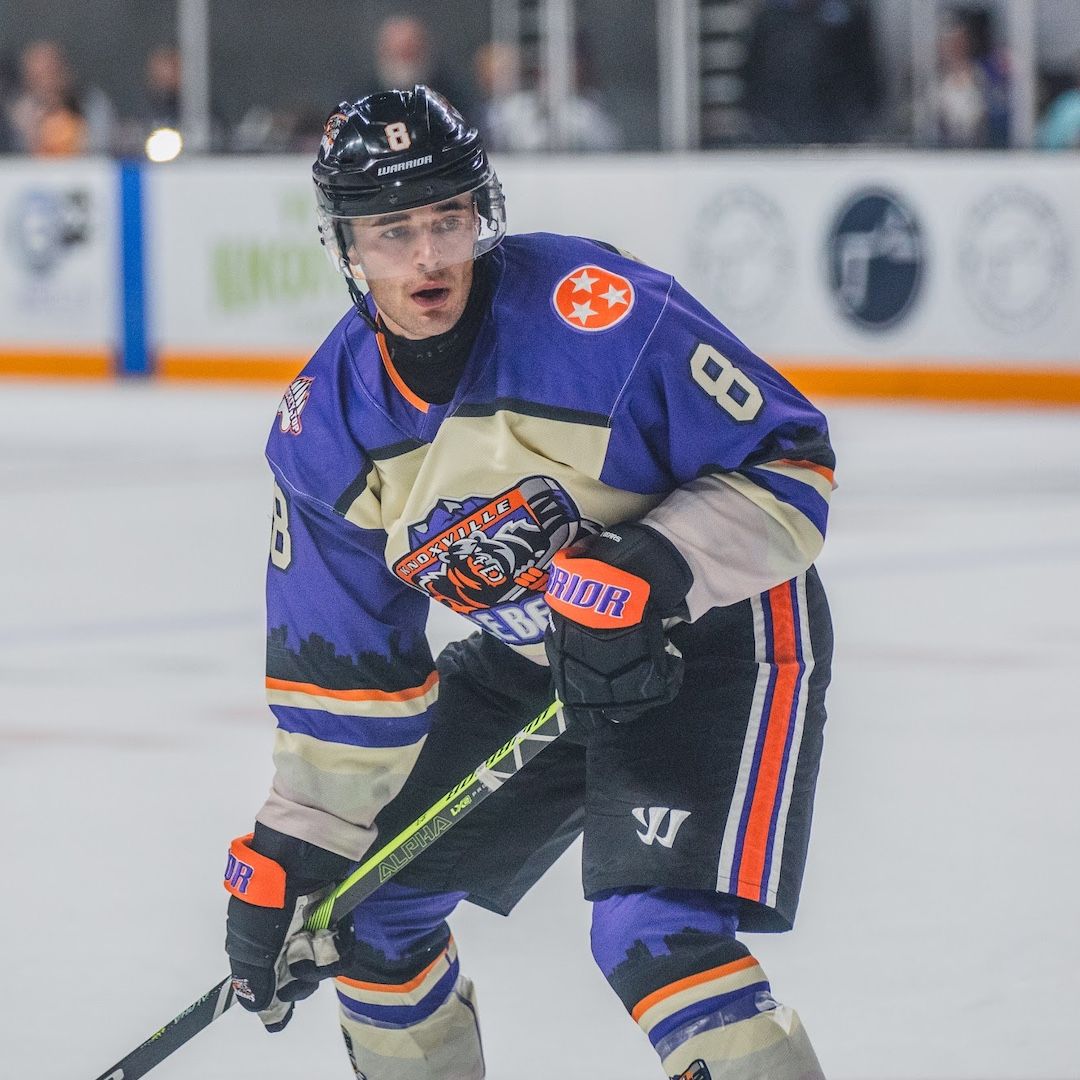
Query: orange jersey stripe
737 584 799 900
631 955 759 1023
771 458 836 486
337 938 452 995
265 669 438 703
376 331 430 414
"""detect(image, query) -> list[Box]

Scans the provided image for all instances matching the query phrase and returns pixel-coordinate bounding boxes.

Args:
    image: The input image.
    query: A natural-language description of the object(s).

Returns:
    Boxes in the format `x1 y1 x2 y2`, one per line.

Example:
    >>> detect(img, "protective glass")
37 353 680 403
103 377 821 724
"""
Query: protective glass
317 177 505 286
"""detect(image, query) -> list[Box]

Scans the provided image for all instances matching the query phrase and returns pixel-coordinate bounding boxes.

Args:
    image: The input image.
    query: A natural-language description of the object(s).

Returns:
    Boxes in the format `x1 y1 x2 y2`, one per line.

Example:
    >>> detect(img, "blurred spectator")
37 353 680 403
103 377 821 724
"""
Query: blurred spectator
116 44 181 156
35 101 87 156
743 0 881 145
6 40 114 155
232 103 328 153
143 45 182 131
0 52 19 152
964 7 1010 147
471 38 622 152
0 111 14 153
930 15 992 147
473 40 519 123
1037 52 1080 150
284 105 333 155
364 15 472 117
118 44 229 157
472 41 521 147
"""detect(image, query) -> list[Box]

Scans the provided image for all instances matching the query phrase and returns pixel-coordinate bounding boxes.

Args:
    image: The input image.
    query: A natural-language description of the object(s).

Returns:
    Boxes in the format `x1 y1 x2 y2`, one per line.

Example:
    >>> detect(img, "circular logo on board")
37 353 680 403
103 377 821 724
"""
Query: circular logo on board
5 187 90 277
826 188 924 330
689 187 794 322
959 187 1070 333
552 264 635 332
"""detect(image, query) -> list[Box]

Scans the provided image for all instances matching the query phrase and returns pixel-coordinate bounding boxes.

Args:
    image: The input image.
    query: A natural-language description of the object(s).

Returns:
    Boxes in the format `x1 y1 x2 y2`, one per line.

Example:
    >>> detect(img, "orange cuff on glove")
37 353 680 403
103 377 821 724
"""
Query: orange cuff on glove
544 549 651 629
224 833 287 908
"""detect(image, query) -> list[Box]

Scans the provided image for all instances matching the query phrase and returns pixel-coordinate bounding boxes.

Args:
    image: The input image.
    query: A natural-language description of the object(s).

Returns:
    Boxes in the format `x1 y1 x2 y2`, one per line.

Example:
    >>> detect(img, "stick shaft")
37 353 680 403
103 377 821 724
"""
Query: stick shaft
91 699 564 1080
91 978 234 1080
306 697 565 930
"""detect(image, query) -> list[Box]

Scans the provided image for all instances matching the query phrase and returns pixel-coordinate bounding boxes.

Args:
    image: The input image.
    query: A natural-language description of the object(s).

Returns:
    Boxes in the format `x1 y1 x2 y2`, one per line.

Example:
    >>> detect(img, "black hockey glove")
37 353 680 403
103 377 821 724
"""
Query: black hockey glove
224 822 353 1032
544 522 692 732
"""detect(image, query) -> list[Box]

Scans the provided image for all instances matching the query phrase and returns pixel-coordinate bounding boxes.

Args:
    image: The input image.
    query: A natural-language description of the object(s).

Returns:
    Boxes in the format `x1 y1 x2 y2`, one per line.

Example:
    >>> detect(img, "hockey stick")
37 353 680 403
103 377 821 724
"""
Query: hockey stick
91 697 565 1080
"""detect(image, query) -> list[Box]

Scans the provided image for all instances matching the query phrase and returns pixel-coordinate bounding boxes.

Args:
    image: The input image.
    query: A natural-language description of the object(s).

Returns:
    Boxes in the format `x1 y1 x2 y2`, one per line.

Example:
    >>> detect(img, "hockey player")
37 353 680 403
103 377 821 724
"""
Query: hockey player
223 86 835 1080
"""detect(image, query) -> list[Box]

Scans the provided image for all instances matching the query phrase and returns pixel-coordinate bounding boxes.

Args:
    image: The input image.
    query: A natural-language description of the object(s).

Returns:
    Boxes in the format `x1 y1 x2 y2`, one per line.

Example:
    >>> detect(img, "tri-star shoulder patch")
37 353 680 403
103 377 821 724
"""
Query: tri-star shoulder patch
552 264 635 332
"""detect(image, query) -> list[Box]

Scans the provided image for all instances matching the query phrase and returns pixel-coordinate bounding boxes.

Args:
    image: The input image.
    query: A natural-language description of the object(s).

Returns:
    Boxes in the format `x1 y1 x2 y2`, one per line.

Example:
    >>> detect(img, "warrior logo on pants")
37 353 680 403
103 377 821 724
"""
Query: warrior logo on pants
394 477 598 625
633 807 691 848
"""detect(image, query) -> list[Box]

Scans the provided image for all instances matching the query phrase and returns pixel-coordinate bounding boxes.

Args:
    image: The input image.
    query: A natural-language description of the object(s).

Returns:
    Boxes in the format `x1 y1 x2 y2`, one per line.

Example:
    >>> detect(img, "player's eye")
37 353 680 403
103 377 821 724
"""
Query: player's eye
380 226 410 242
433 216 464 234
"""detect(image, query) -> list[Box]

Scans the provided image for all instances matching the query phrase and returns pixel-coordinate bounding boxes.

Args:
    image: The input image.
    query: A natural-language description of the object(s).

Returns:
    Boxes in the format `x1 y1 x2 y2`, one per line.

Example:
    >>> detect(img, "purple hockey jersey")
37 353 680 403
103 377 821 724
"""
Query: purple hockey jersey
258 232 835 859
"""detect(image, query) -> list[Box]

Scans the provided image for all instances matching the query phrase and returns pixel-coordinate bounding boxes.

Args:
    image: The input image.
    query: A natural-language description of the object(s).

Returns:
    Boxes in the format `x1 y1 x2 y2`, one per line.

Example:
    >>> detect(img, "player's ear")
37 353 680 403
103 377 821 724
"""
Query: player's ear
344 225 363 271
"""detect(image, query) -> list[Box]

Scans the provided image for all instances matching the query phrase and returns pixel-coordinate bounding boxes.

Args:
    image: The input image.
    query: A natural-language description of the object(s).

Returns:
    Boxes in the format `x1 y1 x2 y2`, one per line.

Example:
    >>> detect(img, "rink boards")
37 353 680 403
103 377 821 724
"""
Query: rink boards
1 151 1078 403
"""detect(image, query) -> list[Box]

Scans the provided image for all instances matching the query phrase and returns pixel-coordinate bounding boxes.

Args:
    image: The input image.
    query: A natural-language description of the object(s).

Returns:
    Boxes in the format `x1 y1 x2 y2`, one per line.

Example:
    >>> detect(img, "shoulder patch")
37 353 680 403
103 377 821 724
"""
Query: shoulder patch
276 375 314 435
552 264 635 333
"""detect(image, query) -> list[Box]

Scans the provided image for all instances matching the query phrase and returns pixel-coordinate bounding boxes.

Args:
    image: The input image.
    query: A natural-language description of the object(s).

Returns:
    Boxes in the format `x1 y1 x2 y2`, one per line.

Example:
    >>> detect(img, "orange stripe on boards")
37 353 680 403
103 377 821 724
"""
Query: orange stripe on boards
97 353 1080 406
337 940 451 994
266 669 438 702
738 584 798 902
157 353 306 383
0 349 112 379
631 955 758 1023
774 361 1080 406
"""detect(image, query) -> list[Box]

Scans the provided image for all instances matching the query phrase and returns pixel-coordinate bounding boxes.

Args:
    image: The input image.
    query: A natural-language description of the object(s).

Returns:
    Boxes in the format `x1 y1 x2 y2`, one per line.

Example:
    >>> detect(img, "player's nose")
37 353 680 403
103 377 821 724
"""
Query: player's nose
412 226 443 271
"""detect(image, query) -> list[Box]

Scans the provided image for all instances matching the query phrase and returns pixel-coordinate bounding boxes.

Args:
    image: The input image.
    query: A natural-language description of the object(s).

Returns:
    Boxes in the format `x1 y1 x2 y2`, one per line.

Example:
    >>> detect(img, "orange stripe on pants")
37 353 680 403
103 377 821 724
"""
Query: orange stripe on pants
738 583 799 901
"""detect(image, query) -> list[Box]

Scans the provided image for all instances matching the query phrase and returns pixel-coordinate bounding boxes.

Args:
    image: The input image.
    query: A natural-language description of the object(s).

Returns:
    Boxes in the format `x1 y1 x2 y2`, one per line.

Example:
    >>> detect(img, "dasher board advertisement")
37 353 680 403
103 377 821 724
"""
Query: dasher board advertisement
147 157 349 379
0 159 118 376
498 151 1080 367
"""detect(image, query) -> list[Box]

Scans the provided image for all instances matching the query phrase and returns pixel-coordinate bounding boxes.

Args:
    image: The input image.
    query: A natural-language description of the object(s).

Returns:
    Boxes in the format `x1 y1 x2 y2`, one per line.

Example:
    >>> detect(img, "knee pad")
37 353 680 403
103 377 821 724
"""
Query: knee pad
591 888 822 1080
661 1005 823 1080
338 964 484 1080
336 883 483 1079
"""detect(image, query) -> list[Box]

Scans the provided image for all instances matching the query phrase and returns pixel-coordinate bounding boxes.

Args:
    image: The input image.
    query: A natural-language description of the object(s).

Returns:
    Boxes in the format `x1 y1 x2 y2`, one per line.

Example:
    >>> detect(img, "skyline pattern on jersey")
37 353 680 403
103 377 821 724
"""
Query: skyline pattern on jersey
336 936 461 1025
258 232 834 861
591 890 797 1071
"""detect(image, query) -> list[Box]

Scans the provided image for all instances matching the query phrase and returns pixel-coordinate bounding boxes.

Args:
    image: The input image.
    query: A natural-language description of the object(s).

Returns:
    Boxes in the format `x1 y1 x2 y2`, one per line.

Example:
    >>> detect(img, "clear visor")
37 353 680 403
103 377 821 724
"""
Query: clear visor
317 177 505 286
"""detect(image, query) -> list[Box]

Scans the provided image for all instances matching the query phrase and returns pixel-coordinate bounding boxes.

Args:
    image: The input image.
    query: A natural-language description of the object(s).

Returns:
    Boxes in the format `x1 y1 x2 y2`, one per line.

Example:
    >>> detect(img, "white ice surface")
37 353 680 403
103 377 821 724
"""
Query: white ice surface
2 384 1078 1080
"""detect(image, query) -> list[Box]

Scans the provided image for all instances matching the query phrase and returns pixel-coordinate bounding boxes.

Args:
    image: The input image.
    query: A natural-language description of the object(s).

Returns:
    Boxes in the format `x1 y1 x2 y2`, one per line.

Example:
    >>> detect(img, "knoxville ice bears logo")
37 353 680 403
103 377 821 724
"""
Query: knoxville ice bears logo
394 477 598 645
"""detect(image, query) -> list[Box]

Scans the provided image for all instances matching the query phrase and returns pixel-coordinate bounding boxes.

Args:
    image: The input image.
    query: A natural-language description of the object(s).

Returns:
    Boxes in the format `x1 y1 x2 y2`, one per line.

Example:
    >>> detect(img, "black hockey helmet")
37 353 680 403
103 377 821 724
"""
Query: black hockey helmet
312 86 505 312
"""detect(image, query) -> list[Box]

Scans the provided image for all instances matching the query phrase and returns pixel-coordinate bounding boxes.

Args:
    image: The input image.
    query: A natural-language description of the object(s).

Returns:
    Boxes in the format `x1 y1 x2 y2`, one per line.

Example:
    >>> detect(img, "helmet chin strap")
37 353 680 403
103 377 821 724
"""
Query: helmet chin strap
332 217 380 333
344 271 380 333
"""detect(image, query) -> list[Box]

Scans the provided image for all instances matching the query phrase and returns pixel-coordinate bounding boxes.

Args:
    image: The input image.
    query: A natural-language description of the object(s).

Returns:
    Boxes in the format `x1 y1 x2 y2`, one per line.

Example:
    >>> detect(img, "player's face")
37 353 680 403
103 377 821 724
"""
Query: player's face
347 197 477 339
